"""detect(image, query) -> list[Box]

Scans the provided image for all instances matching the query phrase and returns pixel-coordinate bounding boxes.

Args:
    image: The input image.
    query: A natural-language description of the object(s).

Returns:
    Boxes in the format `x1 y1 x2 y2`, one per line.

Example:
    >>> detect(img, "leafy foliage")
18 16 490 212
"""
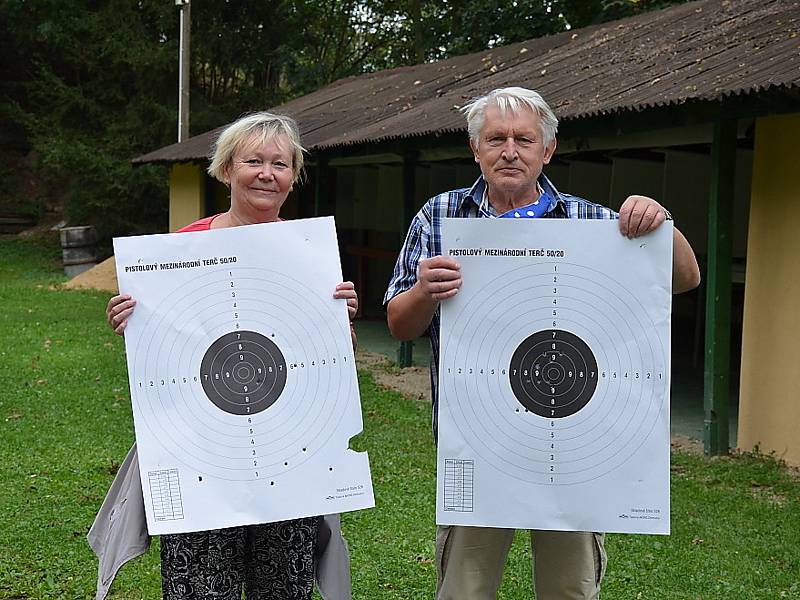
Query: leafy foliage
0 0 175 238
0 0 691 242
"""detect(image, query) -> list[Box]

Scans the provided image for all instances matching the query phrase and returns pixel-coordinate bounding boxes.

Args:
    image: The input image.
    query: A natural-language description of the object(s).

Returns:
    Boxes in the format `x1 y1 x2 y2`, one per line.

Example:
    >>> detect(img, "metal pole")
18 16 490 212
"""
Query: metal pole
177 0 191 142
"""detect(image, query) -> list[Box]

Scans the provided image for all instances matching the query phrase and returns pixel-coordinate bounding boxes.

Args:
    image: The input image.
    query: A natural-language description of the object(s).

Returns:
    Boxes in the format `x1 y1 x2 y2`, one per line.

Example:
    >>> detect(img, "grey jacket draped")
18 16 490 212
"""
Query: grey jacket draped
88 444 352 600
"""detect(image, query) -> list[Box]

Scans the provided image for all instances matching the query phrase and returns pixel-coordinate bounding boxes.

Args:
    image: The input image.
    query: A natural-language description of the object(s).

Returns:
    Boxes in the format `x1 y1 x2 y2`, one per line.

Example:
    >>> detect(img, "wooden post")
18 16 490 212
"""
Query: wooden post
314 156 329 217
703 119 736 455
398 150 418 367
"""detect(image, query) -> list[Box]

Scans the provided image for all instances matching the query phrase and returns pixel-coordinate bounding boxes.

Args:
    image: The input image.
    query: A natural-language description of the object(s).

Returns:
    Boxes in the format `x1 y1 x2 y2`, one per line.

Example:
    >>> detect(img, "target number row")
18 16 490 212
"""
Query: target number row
444 368 663 379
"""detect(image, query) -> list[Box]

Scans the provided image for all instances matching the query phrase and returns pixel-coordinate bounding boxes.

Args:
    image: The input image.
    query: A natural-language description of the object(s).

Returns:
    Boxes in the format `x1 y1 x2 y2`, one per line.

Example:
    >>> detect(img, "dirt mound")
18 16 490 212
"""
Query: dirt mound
356 348 431 402
63 255 118 293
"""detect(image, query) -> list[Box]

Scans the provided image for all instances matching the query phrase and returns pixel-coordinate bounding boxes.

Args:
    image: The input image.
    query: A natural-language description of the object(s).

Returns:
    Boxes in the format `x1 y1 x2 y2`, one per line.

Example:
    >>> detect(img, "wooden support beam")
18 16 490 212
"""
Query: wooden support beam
703 119 736 455
398 150 418 367
314 156 329 217
203 171 215 217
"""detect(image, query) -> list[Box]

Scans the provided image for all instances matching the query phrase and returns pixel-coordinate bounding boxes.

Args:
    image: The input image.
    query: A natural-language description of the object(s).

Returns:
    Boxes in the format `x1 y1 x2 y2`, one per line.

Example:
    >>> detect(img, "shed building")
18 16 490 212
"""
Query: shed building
133 0 800 464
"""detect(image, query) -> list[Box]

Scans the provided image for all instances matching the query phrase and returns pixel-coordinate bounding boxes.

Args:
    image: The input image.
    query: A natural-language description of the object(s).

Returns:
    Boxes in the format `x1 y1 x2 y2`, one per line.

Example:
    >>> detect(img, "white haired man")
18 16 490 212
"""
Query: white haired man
384 87 700 599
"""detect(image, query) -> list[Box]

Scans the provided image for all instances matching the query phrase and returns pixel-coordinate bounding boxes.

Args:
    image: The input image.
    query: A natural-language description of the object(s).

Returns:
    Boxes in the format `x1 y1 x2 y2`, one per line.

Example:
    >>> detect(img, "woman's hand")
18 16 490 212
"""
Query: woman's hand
106 294 136 336
334 281 358 321
334 282 358 349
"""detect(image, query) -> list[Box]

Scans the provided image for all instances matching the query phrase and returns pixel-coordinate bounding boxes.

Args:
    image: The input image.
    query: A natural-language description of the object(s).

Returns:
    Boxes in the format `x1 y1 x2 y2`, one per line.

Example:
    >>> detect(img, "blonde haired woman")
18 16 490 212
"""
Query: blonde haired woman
94 112 356 600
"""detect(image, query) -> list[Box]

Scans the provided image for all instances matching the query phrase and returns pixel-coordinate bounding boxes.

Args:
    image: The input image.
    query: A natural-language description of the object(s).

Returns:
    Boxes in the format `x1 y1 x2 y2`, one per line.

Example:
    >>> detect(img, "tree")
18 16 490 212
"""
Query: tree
0 0 692 242
0 0 178 238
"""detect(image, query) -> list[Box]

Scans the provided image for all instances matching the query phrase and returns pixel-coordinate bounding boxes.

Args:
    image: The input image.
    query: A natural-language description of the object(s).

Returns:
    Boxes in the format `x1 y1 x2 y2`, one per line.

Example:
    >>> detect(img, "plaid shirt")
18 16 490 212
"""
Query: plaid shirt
383 174 618 437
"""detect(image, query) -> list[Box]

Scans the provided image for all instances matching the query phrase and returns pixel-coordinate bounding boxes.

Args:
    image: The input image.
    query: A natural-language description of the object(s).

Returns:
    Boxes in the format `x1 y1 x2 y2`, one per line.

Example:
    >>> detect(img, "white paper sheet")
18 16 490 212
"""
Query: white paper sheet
437 218 672 534
113 216 374 535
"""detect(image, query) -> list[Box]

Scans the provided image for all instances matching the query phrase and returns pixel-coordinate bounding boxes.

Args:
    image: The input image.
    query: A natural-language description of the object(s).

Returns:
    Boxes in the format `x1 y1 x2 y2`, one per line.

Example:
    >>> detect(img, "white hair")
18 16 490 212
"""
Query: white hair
207 111 305 185
461 87 559 146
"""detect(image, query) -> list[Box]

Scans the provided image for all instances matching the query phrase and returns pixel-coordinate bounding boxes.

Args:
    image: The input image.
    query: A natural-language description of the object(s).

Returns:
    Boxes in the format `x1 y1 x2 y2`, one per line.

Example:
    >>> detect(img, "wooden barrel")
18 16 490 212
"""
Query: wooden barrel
60 225 98 277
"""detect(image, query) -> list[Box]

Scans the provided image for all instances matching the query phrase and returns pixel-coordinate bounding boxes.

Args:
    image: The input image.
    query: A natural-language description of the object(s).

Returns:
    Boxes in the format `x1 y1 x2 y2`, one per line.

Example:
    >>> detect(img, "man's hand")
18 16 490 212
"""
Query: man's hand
387 255 461 341
418 255 462 301
618 195 700 293
106 294 136 336
618 195 668 239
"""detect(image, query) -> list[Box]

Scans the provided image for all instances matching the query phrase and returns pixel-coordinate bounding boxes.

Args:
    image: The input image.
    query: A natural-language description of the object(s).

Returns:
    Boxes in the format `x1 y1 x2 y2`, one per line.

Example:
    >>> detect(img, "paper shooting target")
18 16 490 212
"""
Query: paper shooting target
200 330 287 415
440 260 668 487
509 329 598 418
128 265 355 483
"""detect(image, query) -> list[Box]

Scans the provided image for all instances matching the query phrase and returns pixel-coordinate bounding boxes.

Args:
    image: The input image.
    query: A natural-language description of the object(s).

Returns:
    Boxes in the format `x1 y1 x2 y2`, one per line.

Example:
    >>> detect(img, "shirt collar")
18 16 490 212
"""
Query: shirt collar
460 173 566 216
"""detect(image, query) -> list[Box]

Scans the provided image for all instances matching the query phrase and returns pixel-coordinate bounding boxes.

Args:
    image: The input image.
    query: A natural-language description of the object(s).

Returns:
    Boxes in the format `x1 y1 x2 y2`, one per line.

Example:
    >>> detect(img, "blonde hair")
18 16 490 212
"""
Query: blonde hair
207 112 305 184
461 87 558 146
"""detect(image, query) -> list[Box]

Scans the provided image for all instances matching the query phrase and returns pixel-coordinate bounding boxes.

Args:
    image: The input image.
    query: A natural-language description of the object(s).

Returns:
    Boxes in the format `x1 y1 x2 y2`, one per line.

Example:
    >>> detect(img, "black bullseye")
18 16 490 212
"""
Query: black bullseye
200 330 287 415
234 364 253 382
509 329 598 418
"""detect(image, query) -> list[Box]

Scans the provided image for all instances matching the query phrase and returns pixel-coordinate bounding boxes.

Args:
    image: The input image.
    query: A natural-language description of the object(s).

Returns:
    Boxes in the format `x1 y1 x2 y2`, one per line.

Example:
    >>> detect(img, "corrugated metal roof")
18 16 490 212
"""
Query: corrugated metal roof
134 0 800 164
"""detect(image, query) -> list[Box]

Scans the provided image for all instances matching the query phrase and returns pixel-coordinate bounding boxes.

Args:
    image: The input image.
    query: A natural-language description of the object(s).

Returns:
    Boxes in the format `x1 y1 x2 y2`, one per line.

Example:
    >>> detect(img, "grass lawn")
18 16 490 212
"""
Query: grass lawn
1 234 798 599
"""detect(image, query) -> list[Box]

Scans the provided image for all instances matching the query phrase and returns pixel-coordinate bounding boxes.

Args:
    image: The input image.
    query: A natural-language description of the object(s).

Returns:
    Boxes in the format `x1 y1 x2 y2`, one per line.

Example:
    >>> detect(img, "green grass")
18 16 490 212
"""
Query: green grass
1 234 799 599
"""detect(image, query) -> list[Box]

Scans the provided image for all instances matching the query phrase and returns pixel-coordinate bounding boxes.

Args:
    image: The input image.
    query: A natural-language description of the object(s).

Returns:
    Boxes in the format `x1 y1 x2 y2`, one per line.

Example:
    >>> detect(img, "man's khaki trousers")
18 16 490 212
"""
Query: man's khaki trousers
436 525 606 599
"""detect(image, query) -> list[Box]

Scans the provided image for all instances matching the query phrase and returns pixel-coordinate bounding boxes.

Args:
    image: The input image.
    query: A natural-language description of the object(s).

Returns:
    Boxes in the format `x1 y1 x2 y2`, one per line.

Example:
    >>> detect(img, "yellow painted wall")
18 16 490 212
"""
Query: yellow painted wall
169 163 205 232
738 113 800 466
